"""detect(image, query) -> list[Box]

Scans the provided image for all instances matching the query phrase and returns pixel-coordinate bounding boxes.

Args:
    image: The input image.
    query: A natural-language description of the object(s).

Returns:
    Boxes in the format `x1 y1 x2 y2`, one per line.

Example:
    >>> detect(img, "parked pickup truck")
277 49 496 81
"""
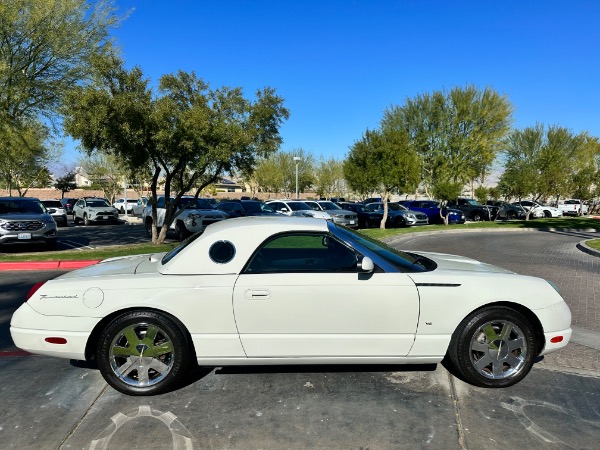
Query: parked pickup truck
557 199 589 216
143 196 228 240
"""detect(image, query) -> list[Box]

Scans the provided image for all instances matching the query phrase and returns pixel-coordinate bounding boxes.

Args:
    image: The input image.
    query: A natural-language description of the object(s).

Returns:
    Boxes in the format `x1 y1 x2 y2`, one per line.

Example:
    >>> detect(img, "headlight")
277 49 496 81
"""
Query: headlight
406 214 416 219
89 209 96 213
188 214 200 219
332 213 342 218
41 217 55 224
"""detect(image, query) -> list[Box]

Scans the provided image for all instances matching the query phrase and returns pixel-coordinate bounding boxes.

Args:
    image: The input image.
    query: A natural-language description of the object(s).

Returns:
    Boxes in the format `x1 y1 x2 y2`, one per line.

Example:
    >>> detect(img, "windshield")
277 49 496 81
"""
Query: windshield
465 199 481 206
287 202 312 211
87 200 110 207
318 201 341 210
0 200 46 215
243 202 275 213
42 201 63 208
303 202 321 211
179 198 214 209
334 225 432 272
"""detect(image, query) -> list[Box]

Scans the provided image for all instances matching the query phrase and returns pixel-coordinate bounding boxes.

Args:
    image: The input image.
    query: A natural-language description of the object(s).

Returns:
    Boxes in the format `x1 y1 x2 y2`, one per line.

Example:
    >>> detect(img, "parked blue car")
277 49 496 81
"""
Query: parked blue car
401 200 466 224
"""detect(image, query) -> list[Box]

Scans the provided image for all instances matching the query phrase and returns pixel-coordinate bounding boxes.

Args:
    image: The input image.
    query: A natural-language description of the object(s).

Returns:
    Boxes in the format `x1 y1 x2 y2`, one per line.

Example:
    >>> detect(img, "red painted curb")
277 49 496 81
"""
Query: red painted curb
0 260 100 271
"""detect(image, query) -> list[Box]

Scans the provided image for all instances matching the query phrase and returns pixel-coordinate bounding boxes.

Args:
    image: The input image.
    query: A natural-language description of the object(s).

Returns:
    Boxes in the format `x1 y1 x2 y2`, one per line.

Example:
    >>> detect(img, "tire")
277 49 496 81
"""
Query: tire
73 213 80 225
506 210 516 220
145 218 154 238
46 238 57 251
83 213 90 226
96 311 191 396
472 212 483 222
120 207 125 214
175 222 189 241
544 210 552 218
447 306 537 388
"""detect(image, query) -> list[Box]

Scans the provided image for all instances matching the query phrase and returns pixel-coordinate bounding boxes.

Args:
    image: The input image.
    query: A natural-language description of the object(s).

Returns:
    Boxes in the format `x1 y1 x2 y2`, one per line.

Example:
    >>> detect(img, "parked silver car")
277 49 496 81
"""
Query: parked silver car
0 197 58 250
303 200 358 228
73 197 119 225
265 200 330 219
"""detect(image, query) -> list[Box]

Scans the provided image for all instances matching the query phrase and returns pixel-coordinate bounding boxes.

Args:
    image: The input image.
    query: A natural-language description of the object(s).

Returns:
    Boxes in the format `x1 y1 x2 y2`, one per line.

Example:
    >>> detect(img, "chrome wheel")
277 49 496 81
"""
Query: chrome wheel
109 323 175 388
97 311 191 395
469 320 527 380
448 306 537 388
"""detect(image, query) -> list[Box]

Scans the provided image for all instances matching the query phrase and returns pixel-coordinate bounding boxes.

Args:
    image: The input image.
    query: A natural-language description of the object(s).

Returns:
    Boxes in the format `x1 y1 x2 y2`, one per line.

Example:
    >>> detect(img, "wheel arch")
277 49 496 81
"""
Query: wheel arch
85 307 197 361
453 301 546 355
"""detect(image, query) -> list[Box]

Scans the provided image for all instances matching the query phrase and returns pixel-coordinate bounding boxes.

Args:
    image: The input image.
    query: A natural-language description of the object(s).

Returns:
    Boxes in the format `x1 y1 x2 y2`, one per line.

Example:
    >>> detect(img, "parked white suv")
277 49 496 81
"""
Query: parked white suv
143 196 228 240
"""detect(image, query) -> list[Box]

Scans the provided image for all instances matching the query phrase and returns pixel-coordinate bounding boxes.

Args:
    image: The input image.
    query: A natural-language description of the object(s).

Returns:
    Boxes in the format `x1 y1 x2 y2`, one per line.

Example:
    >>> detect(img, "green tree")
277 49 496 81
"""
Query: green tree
474 186 489 204
314 157 345 199
499 124 591 211
252 149 315 197
0 1 120 191
63 61 289 244
344 128 420 228
54 171 77 198
0 0 119 123
79 151 127 204
382 85 513 198
0 119 60 196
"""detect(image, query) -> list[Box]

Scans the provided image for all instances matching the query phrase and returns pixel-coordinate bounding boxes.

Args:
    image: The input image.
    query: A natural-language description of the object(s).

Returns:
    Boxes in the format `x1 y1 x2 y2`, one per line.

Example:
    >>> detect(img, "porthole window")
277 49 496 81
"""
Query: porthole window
209 241 236 264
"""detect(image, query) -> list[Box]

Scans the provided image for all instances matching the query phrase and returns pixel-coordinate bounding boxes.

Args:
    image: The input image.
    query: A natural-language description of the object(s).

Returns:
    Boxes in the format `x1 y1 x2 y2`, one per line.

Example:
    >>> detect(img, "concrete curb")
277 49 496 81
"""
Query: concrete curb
577 240 600 258
0 260 100 271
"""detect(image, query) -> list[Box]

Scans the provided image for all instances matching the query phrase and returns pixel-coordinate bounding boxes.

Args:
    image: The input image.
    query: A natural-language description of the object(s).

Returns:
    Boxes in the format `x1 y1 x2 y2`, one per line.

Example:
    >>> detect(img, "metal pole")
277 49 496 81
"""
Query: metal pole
294 156 301 199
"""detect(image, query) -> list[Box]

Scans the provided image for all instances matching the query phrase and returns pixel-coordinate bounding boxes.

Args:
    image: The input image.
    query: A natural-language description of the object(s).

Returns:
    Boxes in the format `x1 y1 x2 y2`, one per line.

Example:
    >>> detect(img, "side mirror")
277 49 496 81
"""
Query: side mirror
358 256 374 273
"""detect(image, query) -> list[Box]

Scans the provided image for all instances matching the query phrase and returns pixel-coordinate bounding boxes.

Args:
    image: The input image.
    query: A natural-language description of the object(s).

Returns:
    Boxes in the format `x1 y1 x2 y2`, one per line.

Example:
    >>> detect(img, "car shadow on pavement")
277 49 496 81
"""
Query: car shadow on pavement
214 363 438 375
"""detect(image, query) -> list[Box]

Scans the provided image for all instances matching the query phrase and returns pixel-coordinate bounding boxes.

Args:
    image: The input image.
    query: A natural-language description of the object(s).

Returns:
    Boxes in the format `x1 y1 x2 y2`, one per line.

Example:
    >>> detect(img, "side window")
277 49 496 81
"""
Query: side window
156 197 166 208
244 233 358 274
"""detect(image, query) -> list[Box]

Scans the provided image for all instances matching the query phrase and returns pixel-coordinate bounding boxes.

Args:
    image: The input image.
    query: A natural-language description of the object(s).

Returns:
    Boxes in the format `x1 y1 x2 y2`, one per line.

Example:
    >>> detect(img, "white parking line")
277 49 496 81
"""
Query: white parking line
60 240 94 250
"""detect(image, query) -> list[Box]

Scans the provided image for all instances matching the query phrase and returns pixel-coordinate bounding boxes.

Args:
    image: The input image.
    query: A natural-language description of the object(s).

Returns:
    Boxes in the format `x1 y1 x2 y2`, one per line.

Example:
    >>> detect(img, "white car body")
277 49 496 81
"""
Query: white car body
142 196 228 238
113 198 137 213
11 217 571 395
557 199 588 216
516 201 563 218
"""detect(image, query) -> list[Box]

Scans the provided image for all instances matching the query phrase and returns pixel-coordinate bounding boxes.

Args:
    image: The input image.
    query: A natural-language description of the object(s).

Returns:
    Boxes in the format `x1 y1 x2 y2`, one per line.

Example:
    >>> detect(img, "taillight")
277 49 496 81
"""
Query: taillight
25 282 46 302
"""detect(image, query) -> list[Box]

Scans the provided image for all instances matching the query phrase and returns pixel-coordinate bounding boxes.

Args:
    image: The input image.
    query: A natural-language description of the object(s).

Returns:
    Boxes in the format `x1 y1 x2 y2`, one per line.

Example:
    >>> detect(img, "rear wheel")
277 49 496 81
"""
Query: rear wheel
506 210 516 220
544 210 552 218
472 212 483 222
96 311 191 396
448 306 537 388
145 218 154 238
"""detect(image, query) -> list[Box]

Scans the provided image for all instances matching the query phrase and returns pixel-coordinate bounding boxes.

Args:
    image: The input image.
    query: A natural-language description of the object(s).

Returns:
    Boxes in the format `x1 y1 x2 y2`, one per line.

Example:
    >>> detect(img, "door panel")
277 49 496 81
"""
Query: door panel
233 273 419 357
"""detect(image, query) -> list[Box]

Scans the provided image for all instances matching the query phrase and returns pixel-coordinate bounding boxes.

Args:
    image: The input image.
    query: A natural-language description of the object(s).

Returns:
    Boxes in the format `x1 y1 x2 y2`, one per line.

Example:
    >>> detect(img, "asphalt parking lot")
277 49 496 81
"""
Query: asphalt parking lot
0 229 599 449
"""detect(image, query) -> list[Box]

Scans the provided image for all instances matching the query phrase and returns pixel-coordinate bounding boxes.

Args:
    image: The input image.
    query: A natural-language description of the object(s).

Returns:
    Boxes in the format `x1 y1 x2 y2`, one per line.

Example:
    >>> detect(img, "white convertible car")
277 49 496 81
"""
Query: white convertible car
11 217 571 395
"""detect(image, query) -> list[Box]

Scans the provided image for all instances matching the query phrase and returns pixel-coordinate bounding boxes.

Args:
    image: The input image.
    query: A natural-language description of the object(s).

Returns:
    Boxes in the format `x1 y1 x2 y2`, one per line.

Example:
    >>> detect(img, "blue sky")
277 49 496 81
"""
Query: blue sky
63 0 600 169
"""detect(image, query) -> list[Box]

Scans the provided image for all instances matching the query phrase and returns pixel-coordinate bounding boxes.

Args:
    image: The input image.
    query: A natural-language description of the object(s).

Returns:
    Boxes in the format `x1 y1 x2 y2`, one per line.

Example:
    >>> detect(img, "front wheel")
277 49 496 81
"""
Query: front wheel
96 311 191 395
83 213 90 226
447 306 537 388
506 211 516 220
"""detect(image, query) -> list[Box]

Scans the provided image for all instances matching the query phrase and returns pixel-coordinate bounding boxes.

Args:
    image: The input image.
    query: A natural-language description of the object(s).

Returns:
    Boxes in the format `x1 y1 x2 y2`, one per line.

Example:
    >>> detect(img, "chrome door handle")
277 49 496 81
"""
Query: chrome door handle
244 289 271 300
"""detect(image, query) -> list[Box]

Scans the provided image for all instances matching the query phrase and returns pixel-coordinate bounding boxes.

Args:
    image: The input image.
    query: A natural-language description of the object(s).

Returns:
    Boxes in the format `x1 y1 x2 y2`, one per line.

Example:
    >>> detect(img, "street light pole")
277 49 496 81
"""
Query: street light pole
293 156 301 199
